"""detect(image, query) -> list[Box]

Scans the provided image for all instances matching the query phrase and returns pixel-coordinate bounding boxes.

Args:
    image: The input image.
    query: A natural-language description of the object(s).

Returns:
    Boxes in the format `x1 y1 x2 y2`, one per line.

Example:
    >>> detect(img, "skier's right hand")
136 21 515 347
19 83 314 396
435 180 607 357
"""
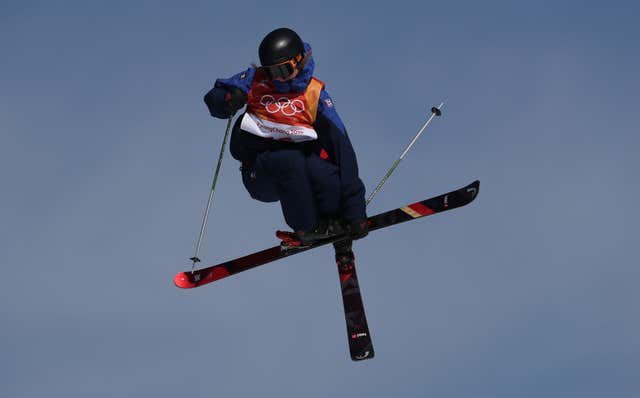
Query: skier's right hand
224 87 248 115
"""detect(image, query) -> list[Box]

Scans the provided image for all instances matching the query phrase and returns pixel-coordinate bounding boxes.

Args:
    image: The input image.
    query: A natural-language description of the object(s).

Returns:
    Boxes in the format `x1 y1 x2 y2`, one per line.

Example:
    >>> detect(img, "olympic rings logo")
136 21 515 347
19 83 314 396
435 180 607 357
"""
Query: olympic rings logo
260 95 305 116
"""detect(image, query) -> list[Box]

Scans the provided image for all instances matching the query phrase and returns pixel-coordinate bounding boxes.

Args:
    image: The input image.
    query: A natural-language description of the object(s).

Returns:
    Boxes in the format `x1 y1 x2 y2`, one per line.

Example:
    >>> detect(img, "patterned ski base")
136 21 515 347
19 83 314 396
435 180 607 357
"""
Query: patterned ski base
338 260 374 360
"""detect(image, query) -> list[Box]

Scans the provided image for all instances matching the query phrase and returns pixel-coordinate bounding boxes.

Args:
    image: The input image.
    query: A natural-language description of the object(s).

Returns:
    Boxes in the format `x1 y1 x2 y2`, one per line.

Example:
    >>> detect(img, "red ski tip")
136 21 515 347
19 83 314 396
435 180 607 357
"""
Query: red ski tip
173 272 195 289
174 267 232 289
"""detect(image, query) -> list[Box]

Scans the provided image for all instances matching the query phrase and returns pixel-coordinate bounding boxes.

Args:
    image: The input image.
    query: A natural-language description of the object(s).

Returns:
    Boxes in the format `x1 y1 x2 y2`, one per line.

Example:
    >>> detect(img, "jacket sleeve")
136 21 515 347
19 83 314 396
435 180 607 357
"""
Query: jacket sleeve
314 89 367 221
203 67 256 119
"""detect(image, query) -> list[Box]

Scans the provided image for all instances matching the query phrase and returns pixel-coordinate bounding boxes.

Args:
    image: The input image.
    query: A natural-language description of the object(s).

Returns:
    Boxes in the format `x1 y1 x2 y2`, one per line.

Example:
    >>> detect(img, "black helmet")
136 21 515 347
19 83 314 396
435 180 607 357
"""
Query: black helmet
259 28 304 67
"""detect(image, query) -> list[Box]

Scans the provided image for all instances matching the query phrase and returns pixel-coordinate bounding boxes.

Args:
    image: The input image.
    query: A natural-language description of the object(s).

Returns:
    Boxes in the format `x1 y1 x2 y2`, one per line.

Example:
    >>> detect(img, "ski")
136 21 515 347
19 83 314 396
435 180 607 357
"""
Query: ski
174 180 480 289
337 253 374 360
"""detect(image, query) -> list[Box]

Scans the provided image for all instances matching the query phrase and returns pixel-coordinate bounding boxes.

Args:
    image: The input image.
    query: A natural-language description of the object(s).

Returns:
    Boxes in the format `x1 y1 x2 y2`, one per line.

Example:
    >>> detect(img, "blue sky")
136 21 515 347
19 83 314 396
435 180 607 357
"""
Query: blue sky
2 0 639 397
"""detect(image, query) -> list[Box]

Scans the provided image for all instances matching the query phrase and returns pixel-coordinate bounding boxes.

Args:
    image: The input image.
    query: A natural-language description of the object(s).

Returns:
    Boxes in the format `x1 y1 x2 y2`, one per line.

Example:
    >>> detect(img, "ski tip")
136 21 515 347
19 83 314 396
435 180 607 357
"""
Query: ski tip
173 267 232 289
173 272 196 289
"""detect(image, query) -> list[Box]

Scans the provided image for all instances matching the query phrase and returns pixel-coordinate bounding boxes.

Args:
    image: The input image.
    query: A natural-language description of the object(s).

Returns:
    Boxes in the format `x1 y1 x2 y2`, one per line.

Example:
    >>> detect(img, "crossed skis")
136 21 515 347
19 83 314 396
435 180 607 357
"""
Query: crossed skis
175 180 480 360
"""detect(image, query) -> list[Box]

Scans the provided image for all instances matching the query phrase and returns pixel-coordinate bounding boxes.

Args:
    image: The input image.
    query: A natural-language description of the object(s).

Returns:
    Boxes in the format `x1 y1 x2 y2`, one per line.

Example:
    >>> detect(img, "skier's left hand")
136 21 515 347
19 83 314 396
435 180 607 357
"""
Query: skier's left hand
224 86 248 115
348 219 369 240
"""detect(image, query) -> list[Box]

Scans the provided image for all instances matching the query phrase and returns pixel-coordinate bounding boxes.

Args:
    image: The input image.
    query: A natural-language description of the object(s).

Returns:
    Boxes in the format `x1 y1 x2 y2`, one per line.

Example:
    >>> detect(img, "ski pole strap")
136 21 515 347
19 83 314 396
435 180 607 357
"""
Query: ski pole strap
191 116 234 270
366 103 443 205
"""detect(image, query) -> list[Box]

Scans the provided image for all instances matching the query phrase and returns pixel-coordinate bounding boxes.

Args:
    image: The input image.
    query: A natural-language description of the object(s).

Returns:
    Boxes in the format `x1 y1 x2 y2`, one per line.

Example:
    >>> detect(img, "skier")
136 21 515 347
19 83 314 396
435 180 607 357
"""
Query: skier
203 27 368 265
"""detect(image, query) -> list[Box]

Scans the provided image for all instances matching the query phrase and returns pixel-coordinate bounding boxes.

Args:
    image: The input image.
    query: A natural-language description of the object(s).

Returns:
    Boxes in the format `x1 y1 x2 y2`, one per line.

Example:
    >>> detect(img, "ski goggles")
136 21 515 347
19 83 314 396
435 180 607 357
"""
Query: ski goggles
261 51 310 81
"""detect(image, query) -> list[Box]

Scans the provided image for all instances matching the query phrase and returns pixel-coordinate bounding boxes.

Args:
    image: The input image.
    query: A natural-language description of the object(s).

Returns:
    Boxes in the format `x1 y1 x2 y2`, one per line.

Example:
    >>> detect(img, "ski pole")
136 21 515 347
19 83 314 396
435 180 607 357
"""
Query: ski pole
190 116 234 270
366 102 444 205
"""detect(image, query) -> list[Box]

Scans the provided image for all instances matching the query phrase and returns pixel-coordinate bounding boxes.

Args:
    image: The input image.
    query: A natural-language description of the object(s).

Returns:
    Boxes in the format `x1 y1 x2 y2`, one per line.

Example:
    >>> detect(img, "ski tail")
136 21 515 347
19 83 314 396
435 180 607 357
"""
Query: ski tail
338 261 375 361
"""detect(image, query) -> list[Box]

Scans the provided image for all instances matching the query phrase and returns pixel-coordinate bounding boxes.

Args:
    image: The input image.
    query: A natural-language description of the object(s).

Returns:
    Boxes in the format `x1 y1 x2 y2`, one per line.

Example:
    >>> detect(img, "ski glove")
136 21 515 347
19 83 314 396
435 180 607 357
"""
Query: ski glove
224 87 248 115
348 219 369 240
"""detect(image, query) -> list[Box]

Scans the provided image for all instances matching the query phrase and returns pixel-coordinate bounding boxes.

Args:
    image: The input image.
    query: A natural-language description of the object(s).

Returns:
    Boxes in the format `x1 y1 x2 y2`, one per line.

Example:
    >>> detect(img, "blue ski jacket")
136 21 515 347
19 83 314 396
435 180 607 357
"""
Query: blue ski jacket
204 44 366 222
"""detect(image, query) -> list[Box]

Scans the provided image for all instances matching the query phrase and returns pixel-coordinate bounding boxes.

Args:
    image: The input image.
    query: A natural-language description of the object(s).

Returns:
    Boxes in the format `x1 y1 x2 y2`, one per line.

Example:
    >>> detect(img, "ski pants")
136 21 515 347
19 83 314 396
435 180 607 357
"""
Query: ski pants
241 149 341 231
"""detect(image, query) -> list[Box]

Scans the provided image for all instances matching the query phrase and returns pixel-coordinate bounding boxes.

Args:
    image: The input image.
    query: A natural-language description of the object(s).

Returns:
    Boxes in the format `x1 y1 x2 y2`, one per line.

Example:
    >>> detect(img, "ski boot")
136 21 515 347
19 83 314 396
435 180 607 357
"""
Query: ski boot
277 217 347 250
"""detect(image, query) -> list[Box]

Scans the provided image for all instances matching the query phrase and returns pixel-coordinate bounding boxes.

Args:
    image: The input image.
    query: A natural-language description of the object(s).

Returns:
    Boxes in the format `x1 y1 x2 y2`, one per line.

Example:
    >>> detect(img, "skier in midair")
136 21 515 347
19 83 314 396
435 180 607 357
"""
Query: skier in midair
204 27 368 265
